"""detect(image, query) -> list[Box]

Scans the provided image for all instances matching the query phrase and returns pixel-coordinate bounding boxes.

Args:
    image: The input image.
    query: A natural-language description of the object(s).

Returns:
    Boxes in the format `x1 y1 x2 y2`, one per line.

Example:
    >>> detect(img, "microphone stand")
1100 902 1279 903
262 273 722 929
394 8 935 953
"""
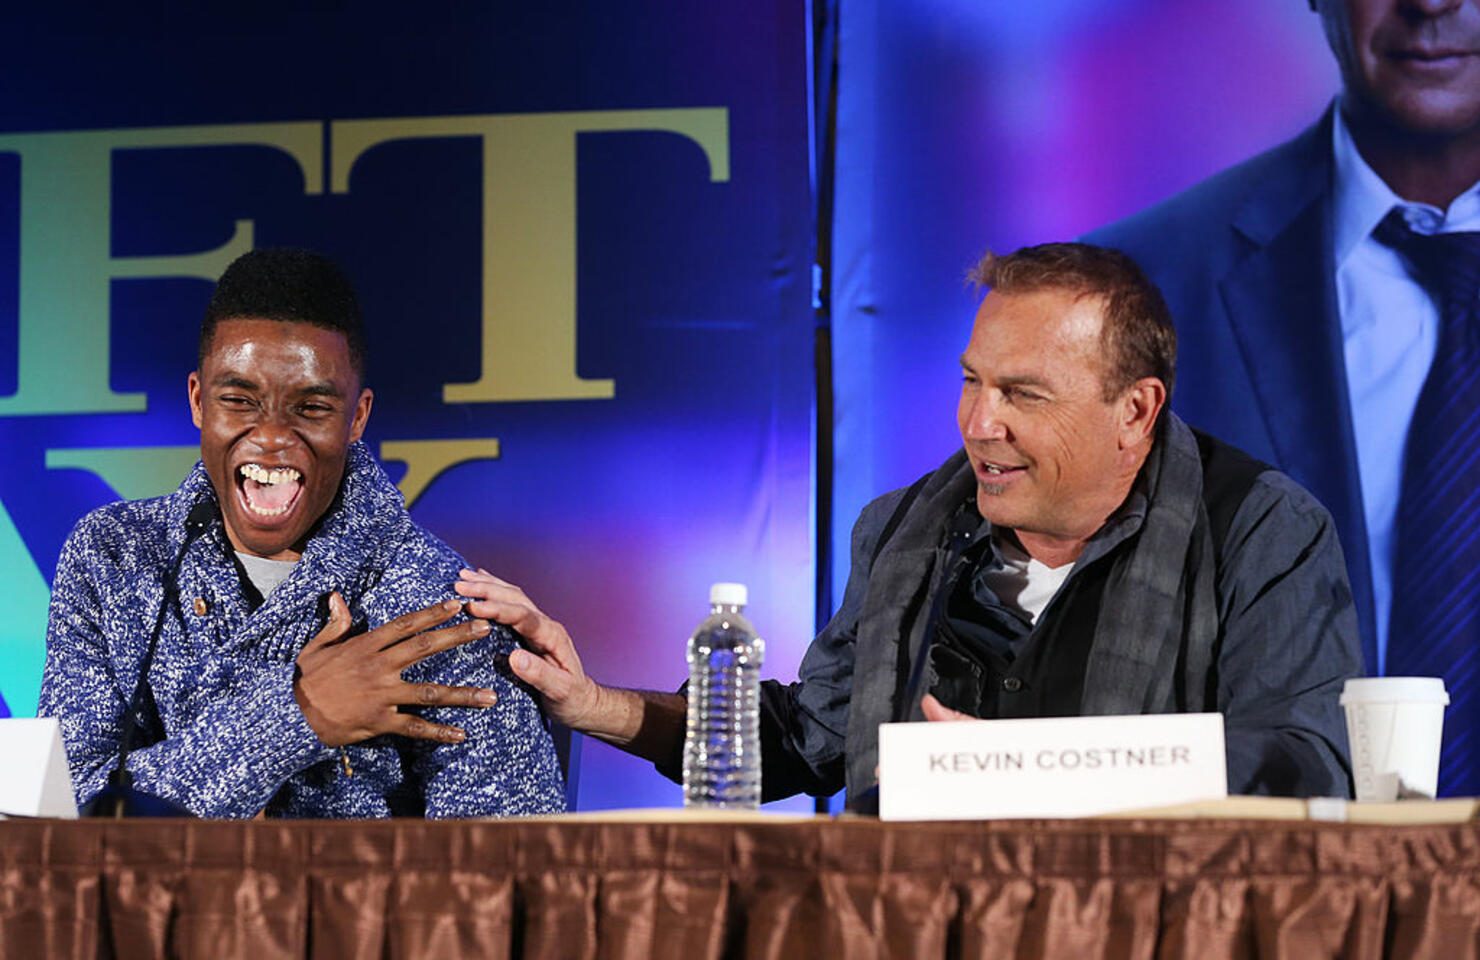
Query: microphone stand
82 501 215 818
847 512 977 815
896 513 978 725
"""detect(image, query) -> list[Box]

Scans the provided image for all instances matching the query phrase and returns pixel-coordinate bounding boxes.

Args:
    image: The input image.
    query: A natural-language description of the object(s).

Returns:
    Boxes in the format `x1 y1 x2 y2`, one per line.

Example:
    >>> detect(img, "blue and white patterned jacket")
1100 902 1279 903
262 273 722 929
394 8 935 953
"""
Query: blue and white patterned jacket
39 442 565 818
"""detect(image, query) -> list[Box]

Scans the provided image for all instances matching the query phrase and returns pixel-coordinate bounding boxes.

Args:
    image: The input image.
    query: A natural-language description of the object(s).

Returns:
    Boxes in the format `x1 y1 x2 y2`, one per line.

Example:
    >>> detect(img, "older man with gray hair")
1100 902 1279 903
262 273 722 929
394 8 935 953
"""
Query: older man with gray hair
459 242 1364 808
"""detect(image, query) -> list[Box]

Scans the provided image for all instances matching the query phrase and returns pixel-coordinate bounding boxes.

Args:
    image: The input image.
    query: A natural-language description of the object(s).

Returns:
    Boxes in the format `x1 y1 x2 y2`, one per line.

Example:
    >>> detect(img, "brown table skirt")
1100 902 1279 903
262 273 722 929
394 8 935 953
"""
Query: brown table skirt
2 816 1478 959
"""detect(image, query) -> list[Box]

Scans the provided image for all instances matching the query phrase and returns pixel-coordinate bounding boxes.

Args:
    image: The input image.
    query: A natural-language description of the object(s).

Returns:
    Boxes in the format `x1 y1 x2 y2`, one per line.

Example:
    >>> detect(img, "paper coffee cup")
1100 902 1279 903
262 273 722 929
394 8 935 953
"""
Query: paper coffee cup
1340 677 1448 801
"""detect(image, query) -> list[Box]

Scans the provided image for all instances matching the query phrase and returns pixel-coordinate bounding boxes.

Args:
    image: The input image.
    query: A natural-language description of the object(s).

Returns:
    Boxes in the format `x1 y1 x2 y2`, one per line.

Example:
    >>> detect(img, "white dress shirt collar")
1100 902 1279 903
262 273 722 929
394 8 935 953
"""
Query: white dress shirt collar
1332 105 1480 260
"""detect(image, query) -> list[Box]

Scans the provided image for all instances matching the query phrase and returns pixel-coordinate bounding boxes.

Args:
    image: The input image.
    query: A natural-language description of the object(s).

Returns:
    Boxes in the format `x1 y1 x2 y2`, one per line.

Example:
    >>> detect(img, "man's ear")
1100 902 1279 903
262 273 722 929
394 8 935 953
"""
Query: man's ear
188 371 204 429
1119 377 1167 448
348 388 373 443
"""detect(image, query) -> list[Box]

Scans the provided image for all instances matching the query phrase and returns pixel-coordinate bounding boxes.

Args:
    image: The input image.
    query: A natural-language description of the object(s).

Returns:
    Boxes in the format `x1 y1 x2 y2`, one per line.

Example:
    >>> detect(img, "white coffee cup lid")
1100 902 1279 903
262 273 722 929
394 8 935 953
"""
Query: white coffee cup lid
1340 676 1449 706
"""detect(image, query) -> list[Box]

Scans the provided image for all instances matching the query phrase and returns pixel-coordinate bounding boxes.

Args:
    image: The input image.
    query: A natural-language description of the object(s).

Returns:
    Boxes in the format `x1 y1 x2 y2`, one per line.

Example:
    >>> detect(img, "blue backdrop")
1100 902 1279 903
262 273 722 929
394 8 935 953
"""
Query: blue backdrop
0 3 816 811
828 0 1338 600
2 0 1365 811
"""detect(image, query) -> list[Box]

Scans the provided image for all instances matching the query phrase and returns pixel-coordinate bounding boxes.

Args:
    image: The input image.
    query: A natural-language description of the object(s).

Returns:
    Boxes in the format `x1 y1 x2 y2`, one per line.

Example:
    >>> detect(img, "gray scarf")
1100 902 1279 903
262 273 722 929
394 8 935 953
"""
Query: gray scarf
842 413 1219 800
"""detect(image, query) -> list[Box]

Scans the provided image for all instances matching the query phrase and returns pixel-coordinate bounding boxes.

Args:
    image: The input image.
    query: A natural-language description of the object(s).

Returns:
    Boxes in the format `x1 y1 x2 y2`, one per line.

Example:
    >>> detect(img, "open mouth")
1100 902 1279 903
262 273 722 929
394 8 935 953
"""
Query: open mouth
977 459 1028 488
236 463 304 520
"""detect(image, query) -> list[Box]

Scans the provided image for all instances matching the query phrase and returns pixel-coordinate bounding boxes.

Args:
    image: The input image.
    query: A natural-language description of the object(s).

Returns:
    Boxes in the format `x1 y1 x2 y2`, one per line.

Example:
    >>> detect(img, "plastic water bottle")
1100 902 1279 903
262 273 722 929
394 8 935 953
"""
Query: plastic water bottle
683 582 765 808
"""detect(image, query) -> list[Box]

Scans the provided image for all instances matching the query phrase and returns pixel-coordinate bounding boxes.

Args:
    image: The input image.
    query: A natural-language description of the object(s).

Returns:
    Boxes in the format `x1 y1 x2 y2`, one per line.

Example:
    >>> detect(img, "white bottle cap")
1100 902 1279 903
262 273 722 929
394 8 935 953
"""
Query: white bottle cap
709 582 748 606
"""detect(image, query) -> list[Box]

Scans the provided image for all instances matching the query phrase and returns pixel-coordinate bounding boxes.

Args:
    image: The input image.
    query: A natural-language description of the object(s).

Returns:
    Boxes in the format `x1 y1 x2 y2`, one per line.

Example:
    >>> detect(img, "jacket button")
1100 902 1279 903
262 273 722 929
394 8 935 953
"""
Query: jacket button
192 597 209 617
1002 677 1022 693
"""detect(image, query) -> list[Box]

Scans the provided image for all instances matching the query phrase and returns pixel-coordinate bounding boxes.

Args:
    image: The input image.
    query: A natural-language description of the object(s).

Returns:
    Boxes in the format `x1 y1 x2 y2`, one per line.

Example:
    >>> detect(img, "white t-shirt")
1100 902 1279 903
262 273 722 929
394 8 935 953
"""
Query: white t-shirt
235 551 298 599
976 535 1073 624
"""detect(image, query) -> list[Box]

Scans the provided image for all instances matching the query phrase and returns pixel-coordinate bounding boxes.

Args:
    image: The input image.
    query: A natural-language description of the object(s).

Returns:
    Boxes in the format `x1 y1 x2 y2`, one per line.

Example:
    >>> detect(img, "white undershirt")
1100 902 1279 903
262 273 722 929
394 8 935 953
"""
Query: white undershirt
977 536 1073 624
235 551 298 599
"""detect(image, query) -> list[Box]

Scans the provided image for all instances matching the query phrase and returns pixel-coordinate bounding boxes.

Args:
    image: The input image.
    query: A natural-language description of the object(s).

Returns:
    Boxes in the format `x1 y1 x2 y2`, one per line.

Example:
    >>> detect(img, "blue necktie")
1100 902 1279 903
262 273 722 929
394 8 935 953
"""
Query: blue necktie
1378 209 1480 797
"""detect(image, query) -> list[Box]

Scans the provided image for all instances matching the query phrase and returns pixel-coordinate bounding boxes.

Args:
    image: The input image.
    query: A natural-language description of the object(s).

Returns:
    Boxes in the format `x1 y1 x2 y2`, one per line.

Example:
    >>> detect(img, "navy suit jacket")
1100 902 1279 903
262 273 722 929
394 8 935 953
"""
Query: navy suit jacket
1084 111 1379 671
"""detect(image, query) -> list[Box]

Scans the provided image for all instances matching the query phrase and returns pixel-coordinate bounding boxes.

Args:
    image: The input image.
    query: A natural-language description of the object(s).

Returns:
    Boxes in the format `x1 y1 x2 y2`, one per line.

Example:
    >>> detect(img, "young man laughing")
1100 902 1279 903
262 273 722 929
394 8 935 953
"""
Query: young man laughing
40 249 564 818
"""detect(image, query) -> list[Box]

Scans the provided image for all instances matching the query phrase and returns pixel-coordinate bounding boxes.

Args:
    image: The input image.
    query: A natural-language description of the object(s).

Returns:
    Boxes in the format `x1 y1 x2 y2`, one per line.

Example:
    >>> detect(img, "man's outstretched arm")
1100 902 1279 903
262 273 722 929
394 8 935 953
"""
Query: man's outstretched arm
455 568 687 764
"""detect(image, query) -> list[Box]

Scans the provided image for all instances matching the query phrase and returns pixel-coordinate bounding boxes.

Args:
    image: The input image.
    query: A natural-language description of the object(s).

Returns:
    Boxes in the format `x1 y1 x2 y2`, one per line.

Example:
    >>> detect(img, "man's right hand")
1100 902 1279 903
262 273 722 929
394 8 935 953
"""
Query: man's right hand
293 592 498 747
453 569 602 730
454 569 687 763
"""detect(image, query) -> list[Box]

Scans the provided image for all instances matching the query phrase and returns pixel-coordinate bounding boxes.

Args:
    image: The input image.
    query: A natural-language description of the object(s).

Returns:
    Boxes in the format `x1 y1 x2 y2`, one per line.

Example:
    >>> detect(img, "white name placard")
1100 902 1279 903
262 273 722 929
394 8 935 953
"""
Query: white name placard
879 712 1227 821
0 718 78 819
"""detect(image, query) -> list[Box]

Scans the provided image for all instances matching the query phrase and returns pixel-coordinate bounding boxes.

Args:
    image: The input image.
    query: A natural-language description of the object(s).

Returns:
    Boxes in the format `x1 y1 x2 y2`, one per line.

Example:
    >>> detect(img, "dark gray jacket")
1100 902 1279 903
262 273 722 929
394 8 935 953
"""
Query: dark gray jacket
755 414 1364 804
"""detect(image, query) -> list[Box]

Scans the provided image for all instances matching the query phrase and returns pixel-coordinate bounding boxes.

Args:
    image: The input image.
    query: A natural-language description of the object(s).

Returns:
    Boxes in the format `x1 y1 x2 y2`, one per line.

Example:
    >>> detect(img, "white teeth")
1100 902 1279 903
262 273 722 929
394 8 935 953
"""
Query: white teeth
238 464 301 485
985 465 1004 474
238 464 302 516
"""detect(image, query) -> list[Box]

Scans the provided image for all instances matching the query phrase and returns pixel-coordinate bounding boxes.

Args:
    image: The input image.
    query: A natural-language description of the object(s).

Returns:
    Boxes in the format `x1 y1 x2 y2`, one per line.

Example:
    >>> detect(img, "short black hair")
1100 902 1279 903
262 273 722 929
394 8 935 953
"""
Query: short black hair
199 248 368 379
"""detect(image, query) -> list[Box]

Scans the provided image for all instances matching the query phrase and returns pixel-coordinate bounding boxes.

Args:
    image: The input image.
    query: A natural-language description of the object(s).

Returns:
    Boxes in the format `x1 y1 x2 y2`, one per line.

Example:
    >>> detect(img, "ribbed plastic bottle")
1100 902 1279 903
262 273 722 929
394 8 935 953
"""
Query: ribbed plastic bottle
682 582 765 808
